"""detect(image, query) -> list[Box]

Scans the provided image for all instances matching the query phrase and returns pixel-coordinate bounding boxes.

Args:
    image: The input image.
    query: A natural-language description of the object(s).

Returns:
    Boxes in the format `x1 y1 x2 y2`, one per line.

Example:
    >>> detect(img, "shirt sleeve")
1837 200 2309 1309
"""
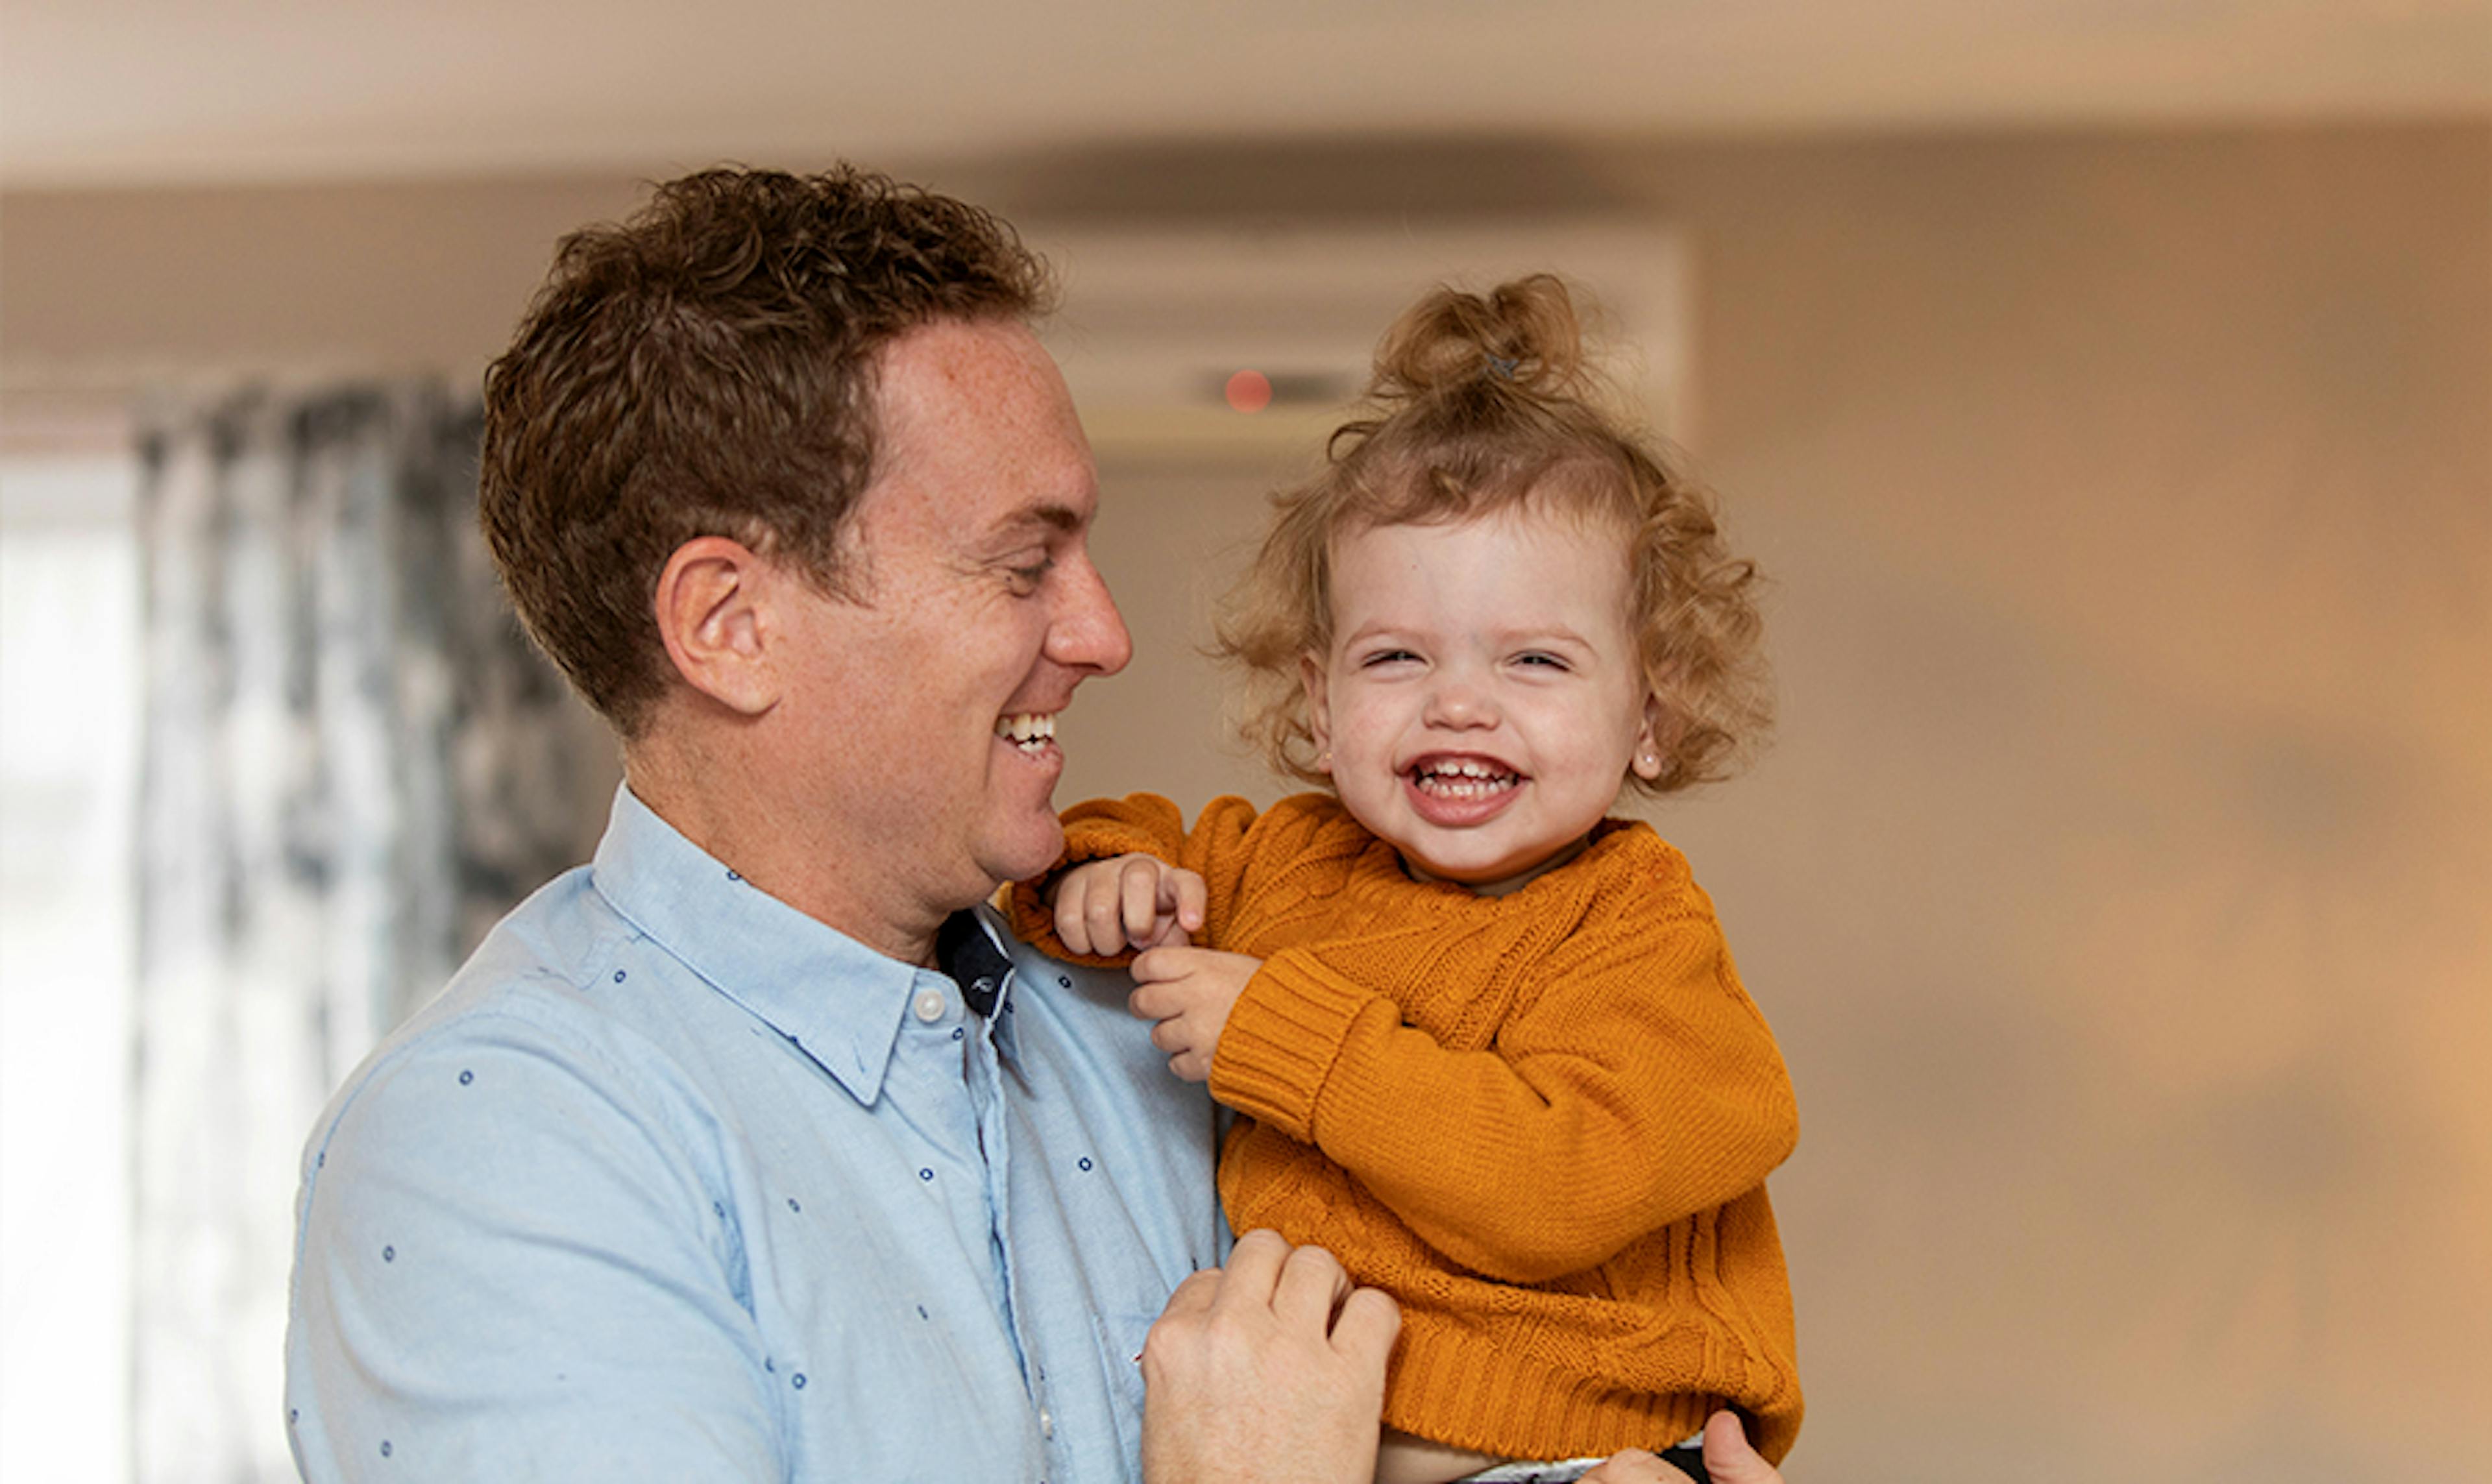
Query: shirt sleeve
1210 872 1799 1286
286 1004 782 1481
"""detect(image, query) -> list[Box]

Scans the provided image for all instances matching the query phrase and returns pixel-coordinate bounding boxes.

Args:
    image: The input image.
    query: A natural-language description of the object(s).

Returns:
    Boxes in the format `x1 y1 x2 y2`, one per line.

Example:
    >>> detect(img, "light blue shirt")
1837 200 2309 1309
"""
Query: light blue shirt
286 787 1223 1482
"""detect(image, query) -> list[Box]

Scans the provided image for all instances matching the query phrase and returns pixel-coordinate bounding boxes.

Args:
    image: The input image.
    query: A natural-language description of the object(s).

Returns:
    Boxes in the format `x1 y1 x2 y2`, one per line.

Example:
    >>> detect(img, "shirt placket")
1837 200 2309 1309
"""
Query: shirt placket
972 975 1081 1477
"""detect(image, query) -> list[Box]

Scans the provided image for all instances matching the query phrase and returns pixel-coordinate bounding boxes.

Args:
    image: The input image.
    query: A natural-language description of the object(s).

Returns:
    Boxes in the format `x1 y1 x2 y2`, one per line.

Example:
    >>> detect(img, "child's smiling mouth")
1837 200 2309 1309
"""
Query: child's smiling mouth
1404 755 1525 824
1410 757 1520 797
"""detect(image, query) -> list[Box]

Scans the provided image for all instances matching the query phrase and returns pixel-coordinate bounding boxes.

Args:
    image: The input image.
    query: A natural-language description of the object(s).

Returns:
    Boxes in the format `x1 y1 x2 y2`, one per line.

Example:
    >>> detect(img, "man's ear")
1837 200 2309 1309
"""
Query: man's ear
1299 653 1334 772
654 537 781 718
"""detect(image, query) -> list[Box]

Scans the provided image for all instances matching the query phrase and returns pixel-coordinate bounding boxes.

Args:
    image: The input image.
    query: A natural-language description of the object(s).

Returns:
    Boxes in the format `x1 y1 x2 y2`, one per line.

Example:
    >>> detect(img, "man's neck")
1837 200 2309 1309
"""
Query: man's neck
623 742 950 967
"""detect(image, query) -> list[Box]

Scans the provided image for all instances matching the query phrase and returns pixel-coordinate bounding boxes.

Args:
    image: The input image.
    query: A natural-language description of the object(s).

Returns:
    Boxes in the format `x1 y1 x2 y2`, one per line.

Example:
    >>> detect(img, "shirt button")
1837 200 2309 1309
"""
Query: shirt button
1039 1408 1055 1439
912 988 947 1023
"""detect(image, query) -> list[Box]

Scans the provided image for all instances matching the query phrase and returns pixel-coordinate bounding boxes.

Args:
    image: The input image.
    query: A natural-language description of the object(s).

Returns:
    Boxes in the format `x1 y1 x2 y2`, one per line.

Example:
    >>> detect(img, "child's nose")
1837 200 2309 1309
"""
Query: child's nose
1423 674 1498 729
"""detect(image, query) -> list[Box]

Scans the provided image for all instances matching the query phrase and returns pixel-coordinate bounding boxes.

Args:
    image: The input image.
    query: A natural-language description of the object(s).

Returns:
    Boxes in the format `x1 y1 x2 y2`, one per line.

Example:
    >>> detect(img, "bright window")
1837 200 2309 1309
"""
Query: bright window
1 449 141 1484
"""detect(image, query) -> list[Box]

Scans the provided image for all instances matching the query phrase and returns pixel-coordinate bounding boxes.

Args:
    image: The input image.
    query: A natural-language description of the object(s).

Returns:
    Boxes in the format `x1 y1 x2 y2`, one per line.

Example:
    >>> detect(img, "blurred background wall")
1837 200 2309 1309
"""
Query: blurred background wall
3 5 2488 1480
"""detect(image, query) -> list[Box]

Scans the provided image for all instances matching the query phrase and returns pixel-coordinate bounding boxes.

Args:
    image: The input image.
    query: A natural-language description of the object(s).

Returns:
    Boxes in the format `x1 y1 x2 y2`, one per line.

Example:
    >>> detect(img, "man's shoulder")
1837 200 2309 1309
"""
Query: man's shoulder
309 863 674 1152
408 861 633 1036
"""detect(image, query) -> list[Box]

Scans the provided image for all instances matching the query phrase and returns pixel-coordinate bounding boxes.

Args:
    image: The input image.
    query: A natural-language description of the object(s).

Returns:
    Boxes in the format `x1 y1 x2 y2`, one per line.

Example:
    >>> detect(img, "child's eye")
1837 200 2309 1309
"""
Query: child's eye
1515 651 1570 670
1360 649 1419 668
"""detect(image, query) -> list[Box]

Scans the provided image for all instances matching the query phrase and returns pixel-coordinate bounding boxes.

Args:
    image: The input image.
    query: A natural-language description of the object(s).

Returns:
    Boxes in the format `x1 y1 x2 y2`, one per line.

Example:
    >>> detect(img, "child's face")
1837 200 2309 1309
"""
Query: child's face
1303 505 1663 895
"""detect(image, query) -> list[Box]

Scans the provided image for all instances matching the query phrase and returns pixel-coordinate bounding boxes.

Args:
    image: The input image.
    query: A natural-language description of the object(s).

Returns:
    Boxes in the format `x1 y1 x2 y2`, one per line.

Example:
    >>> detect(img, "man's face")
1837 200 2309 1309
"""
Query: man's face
772 318 1130 940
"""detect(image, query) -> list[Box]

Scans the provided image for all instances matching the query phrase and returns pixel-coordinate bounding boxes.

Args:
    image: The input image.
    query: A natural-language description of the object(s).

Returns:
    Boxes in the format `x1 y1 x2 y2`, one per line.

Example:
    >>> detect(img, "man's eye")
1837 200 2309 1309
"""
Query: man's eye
1006 558 1055 590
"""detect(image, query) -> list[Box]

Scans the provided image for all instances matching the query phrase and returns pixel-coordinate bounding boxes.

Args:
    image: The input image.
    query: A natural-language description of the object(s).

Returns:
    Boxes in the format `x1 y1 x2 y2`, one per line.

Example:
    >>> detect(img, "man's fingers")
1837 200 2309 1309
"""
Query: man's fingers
1327 1284 1400 1361
1574 1448 1657 1484
1699 1411 1779 1484
1154 1264 1223 1325
1213 1228 1291 1309
1270 1242 1351 1333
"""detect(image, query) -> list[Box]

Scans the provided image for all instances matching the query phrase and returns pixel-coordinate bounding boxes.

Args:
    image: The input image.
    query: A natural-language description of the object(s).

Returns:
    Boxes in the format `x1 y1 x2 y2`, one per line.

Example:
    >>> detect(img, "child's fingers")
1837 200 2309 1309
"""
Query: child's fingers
1054 870 1103 956
1121 857 1168 948
1130 945 1206 984
1170 869 1209 934
1081 862 1136 952
1128 979 1175 1022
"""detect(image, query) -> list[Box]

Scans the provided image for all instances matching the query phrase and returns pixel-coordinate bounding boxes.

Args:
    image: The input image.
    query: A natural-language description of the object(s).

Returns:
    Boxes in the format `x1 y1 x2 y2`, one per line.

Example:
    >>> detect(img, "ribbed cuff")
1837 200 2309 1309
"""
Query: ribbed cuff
1209 950 1374 1143
1386 1320 1715 1465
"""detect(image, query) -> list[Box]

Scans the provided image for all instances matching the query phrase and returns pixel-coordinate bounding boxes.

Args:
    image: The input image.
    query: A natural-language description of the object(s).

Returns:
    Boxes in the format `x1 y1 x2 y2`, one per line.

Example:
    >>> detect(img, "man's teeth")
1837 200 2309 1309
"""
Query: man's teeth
996 712 1058 749
1414 760 1517 797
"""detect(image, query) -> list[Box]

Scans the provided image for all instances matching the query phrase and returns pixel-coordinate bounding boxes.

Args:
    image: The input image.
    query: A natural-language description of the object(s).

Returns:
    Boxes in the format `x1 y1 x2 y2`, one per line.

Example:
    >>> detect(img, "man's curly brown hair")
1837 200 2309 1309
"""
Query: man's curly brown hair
479 165 1052 737
1215 273 1771 797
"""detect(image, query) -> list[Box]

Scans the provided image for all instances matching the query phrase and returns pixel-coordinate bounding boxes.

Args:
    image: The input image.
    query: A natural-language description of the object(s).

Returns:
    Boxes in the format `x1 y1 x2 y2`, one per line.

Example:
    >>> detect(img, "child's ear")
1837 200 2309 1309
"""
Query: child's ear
654 536 782 718
1300 653 1334 772
1631 693 1672 782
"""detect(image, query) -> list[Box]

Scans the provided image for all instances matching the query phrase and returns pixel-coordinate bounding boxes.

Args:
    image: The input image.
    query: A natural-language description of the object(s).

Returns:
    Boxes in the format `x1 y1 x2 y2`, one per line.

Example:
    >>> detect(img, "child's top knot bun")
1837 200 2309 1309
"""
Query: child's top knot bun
1369 272 1590 404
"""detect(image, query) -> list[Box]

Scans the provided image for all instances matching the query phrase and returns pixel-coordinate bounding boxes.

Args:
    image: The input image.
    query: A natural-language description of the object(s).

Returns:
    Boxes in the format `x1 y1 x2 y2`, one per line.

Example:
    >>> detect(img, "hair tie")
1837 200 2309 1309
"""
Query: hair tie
1484 354 1519 382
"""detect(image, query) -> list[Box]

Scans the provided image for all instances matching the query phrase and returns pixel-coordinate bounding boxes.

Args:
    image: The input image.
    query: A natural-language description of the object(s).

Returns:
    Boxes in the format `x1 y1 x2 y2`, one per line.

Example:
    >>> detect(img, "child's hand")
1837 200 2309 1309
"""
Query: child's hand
1051 854 1208 956
1129 947 1261 1082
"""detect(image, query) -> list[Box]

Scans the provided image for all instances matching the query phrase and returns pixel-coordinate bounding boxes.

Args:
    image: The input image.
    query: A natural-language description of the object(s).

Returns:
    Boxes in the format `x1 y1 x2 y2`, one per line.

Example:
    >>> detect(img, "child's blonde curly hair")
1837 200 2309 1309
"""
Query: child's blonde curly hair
1214 272 1771 797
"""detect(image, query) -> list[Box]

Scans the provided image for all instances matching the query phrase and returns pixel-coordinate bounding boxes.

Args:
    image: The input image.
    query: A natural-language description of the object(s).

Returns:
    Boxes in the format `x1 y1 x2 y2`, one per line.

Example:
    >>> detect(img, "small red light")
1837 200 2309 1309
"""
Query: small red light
1225 370 1273 414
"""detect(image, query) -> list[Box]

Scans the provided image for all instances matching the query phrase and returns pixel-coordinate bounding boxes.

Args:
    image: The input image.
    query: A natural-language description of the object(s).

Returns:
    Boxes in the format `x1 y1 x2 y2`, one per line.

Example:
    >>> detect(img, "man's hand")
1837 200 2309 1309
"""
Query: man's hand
1129 946 1260 1081
1576 1413 1784 1484
1698 1409 1783 1484
1051 854 1207 956
1140 1231 1401 1484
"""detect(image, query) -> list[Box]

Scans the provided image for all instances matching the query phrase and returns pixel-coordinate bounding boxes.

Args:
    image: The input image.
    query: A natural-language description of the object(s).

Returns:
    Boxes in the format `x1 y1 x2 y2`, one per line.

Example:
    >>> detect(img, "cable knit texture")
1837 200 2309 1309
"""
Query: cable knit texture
1008 793 1802 1465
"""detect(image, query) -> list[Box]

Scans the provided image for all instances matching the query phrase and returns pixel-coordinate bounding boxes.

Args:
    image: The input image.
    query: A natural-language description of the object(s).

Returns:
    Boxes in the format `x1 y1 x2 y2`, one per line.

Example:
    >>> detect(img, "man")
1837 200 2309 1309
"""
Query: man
284 165 1781 1484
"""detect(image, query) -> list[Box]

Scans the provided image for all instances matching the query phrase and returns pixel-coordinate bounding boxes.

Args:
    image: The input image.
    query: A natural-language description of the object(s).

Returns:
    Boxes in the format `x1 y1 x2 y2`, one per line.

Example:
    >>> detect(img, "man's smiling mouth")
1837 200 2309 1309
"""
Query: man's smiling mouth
995 712 1058 752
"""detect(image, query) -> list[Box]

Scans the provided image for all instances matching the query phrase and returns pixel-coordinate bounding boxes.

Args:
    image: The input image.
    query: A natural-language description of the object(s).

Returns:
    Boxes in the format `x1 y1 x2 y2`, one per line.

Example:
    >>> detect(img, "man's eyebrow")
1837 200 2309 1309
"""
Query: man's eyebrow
998 503 1084 536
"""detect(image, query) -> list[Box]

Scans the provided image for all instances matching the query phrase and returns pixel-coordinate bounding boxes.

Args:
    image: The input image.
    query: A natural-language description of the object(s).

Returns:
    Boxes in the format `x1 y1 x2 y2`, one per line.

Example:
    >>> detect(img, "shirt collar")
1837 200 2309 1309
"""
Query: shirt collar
588 785 996 1103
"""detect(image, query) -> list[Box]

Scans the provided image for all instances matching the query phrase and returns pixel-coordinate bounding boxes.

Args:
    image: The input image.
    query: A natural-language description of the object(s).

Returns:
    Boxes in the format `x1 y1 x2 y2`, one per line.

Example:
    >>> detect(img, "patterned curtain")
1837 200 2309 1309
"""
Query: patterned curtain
132 383 583 1483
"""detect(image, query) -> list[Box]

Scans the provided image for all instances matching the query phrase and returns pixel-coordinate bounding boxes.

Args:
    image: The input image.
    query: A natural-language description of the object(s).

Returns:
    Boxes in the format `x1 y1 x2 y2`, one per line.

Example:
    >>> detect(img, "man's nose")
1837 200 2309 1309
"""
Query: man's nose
1049 557 1132 677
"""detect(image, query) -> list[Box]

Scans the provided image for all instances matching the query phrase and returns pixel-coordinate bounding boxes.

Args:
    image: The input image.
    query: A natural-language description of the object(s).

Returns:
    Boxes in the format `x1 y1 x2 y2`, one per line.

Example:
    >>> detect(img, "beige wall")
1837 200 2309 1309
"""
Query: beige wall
7 123 2487 1479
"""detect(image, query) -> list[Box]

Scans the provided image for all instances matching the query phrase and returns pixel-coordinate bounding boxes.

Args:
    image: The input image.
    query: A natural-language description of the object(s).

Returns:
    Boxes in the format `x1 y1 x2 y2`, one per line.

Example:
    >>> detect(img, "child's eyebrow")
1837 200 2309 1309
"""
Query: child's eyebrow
1508 626 1595 648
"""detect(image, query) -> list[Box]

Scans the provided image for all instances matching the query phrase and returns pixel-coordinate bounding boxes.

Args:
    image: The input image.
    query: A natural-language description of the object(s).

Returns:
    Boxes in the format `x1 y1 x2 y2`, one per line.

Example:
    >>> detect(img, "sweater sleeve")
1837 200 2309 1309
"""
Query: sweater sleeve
1211 869 1798 1285
1004 794 1266 962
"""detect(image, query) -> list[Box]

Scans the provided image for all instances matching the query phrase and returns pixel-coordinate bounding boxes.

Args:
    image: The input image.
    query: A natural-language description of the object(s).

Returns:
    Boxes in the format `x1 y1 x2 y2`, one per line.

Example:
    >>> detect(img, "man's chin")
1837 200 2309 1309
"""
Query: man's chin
979 817 1068 894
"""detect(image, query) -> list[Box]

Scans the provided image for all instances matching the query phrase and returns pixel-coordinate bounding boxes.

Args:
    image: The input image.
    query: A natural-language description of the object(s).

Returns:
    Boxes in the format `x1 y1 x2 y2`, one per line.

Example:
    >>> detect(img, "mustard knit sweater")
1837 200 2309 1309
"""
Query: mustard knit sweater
1008 793 1803 1465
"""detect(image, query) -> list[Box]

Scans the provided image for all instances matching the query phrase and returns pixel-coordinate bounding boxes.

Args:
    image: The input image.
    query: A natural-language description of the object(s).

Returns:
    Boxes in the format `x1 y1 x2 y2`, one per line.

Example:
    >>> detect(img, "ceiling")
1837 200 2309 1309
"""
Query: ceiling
3 0 2487 188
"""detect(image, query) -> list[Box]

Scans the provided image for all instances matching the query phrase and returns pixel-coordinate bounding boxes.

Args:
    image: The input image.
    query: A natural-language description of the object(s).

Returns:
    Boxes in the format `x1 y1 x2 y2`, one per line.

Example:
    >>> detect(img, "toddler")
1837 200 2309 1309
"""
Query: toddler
1008 274 1800 1483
